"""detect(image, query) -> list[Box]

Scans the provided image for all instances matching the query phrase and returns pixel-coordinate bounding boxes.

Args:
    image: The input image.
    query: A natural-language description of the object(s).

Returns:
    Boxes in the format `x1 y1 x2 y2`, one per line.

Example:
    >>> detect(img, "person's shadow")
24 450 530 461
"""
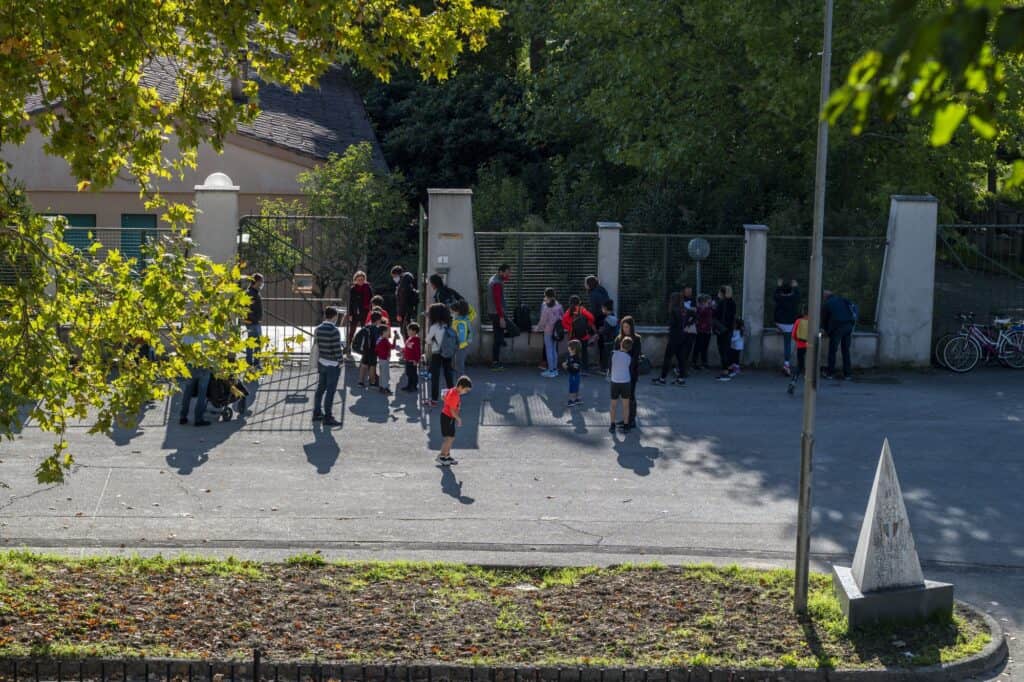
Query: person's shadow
109 401 163 446
613 437 663 476
303 422 340 474
439 465 474 504
163 394 244 475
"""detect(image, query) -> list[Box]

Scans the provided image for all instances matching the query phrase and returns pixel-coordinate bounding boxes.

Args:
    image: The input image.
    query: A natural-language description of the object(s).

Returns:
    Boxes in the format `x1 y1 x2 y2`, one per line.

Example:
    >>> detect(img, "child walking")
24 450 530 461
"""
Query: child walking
564 339 583 406
403 322 421 392
787 312 809 395
718 318 745 381
438 376 473 466
609 337 633 433
375 323 394 395
451 300 472 375
358 310 382 387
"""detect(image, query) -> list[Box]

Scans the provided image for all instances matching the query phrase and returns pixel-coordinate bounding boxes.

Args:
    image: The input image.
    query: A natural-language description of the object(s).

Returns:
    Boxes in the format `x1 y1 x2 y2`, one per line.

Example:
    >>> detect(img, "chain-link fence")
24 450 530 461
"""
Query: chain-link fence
618 234 744 325
933 224 1024 337
474 231 599 319
764 236 887 329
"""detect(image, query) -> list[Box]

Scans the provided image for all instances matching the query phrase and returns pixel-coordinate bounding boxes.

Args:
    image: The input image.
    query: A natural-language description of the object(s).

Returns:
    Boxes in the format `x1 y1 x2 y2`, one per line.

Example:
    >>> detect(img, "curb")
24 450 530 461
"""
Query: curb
0 601 1006 682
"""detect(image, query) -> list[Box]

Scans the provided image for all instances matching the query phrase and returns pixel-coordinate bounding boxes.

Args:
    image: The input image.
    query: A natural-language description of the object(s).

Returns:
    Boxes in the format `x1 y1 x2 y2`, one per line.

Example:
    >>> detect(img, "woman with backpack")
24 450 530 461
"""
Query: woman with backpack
561 295 595 372
538 288 565 378
425 302 456 407
614 316 643 430
713 285 737 371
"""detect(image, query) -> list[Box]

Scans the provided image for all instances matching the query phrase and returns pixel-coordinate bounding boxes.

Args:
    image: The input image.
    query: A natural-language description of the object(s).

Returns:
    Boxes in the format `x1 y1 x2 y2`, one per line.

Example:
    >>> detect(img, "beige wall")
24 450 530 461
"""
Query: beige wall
3 128 314 225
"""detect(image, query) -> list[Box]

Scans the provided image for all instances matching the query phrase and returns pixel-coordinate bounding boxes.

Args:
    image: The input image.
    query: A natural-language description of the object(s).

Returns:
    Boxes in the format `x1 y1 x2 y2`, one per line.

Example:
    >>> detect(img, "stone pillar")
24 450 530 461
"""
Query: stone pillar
742 224 769 365
192 172 240 263
426 189 479 356
876 196 938 366
597 221 622 312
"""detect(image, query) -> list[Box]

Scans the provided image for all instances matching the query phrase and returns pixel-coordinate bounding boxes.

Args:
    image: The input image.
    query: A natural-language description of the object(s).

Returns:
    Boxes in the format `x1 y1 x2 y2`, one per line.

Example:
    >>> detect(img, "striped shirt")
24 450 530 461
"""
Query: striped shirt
314 321 343 364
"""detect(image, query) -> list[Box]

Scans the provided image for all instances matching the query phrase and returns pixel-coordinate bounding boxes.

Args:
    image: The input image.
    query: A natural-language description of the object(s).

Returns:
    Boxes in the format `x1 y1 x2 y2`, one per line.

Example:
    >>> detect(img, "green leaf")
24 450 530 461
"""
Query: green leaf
930 101 967 145
1006 159 1024 189
967 113 997 139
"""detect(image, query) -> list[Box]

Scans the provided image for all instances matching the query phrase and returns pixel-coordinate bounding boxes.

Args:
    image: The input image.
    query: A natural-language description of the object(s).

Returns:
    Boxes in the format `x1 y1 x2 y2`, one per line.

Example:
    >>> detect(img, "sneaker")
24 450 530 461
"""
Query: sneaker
608 424 617 434
617 422 628 432
179 417 188 425
717 375 731 382
652 377 666 385
324 417 342 426
357 381 365 388
436 455 457 466
787 382 796 395
783 364 792 377
821 371 834 380
728 371 738 378
672 378 686 386
312 413 323 422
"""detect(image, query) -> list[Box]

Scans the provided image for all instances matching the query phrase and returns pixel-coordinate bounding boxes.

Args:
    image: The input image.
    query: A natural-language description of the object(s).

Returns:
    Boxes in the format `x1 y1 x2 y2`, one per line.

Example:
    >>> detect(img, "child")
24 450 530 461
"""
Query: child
358 310 382 387
787 311 809 395
599 300 618 373
692 294 713 370
564 339 583 407
365 295 390 326
718 318 745 381
609 336 633 433
451 300 472 375
403 322 422 392
375 323 394 394
438 375 473 466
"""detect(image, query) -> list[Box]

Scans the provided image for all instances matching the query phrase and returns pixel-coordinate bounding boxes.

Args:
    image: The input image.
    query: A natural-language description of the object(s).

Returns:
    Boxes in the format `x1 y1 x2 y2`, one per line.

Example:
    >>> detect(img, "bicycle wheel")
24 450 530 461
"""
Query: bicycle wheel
999 331 1024 369
943 336 981 373
933 333 955 368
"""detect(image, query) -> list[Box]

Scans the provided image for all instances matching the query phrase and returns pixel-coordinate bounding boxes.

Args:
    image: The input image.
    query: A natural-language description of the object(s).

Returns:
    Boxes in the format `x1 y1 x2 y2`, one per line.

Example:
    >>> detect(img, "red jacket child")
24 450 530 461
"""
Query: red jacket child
403 335 421 363
366 306 391 327
375 335 393 361
562 305 595 341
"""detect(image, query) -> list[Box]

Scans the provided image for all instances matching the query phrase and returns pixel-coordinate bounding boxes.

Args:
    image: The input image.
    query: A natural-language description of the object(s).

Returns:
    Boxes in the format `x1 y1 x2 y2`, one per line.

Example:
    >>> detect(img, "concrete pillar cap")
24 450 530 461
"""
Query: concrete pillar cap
195 172 239 191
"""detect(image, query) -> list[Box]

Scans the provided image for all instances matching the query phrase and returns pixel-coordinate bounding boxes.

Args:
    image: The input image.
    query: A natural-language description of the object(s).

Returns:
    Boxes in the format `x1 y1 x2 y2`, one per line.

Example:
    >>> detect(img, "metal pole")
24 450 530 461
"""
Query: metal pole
795 0 834 614
696 261 702 299
419 204 428 331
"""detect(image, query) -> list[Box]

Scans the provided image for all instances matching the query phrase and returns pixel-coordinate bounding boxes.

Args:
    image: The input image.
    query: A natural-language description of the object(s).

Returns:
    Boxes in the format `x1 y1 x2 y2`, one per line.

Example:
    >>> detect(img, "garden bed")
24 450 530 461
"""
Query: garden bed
0 552 992 671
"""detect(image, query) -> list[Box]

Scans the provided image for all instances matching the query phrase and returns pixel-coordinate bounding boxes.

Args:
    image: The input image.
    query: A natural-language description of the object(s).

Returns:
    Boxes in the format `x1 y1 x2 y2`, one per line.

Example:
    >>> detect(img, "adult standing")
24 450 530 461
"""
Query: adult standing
346 270 373 360
312 307 343 426
654 292 687 386
562 295 596 372
242 273 264 369
773 278 800 376
429 273 464 307
681 285 695 310
821 290 855 380
425 302 455 406
713 285 737 371
585 275 611 371
391 265 418 341
615 316 642 430
538 288 564 378
488 264 512 370
178 333 212 427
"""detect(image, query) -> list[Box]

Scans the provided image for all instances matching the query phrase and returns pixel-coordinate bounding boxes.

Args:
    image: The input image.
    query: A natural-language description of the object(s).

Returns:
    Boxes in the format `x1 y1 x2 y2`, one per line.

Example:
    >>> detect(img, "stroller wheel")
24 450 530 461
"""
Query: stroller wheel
221 407 233 421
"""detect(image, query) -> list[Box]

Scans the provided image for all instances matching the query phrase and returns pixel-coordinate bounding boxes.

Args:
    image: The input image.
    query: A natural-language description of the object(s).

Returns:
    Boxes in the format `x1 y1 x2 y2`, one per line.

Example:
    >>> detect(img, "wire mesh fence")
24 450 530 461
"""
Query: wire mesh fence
474 232 599 319
933 224 1024 337
618 234 744 325
764 236 887 329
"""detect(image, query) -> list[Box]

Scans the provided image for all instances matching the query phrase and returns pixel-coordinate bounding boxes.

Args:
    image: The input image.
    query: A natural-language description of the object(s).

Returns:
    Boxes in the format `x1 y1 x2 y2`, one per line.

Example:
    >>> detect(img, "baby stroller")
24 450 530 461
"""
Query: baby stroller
206 376 248 421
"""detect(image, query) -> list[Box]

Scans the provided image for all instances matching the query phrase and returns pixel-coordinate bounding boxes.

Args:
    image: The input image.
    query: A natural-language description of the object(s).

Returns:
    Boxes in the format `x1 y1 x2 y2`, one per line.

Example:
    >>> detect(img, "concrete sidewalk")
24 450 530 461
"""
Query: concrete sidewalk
1 364 1021 678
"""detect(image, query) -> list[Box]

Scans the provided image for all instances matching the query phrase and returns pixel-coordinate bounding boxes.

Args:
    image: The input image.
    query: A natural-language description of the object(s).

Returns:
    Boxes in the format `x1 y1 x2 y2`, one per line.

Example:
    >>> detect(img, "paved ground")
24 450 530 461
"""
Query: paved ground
0 363 1021 679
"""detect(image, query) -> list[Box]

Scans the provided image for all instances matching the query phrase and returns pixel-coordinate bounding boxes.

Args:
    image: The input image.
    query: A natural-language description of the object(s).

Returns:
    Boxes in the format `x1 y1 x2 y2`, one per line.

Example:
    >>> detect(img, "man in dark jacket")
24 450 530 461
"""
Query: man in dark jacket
585 275 611 371
773 278 800 376
821 290 855 380
391 265 419 341
429 273 463 307
243 273 264 369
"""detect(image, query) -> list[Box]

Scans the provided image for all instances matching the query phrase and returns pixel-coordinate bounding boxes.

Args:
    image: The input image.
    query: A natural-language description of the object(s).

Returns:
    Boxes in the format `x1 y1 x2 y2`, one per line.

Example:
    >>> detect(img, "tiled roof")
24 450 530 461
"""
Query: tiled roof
25 59 386 169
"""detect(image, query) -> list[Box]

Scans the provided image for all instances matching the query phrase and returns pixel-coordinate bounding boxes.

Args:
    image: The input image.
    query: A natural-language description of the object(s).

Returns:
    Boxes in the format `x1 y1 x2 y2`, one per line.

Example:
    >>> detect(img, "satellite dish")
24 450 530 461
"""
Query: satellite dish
688 238 711 261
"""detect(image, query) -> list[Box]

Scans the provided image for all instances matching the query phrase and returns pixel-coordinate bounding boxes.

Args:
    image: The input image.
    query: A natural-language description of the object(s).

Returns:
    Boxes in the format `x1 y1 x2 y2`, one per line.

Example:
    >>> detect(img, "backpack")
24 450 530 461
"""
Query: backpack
571 313 590 340
439 326 458 359
552 322 565 343
514 304 532 333
453 318 471 349
795 318 809 343
599 317 618 342
351 326 371 356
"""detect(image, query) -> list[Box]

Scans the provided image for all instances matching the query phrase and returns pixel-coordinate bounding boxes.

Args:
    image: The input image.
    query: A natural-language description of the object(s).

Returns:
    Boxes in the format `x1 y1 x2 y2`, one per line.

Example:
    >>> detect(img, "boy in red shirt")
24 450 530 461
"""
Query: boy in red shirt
787 310 809 395
402 322 422 392
437 376 473 466
375 323 394 395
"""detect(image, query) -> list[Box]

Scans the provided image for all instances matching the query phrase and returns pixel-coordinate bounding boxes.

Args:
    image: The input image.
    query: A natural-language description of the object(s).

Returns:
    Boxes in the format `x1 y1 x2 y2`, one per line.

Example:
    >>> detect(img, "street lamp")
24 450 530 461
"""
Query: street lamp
794 0 834 614
687 237 711 296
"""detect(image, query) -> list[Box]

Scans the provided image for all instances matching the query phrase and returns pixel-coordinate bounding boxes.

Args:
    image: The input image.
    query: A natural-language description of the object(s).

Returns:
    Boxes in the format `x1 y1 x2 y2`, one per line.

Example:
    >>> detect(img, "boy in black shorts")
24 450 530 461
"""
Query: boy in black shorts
438 375 473 466
609 337 634 433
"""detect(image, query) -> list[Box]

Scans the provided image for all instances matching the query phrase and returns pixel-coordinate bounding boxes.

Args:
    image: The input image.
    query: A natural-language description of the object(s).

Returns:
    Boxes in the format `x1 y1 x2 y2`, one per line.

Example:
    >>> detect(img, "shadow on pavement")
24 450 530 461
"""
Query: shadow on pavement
439 464 475 504
303 422 340 474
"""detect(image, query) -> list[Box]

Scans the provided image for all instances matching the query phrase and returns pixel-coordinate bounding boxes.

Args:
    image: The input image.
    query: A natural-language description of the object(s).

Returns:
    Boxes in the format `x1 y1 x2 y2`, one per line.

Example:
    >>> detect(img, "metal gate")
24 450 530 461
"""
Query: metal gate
933 223 1024 338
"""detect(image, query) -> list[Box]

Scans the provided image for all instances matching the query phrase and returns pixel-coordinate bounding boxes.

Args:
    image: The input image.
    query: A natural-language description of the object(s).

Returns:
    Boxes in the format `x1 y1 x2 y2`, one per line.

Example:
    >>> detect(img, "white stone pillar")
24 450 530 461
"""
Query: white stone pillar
427 189 479 356
876 195 938 366
597 222 622 314
742 224 769 365
192 172 240 263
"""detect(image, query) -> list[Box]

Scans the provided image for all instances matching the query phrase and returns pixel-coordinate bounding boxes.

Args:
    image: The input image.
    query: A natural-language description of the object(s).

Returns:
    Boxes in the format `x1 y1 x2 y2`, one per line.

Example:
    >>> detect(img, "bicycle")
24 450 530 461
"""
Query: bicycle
943 315 1024 372
933 313 974 369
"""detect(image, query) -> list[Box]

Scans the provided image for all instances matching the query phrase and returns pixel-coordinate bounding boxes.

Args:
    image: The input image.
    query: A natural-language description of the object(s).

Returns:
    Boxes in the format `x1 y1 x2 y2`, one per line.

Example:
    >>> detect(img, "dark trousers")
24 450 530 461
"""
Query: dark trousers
627 377 638 426
405 361 418 390
660 338 687 379
597 336 609 371
430 353 454 401
693 333 711 367
314 363 341 418
794 347 807 379
716 330 732 369
827 323 854 376
491 315 504 363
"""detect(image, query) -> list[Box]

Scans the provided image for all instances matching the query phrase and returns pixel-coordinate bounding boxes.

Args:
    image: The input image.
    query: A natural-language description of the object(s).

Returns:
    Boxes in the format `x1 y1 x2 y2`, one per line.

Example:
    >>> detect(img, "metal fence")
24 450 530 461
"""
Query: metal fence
474 231 599 318
764 236 888 330
618 234 744 325
933 223 1024 337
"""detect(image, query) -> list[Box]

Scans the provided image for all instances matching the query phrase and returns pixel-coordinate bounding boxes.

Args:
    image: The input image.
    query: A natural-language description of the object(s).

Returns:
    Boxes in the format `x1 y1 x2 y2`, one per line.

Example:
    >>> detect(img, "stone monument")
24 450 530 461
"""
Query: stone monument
832 439 953 628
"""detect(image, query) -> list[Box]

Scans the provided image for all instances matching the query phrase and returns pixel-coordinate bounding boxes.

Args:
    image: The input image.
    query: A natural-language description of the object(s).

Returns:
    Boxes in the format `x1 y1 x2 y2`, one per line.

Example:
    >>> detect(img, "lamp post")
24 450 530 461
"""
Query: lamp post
794 0 834 614
688 238 711 296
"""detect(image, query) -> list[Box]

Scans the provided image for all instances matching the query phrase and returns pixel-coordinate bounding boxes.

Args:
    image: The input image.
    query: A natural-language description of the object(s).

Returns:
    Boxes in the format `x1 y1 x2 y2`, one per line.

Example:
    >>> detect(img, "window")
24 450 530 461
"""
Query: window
120 214 157 262
44 214 96 251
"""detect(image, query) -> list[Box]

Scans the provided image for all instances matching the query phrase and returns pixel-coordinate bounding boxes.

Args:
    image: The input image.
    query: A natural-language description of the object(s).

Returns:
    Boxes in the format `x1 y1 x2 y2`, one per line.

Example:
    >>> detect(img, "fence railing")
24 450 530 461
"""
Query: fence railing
764 235 887 330
618 233 744 325
474 231 599 319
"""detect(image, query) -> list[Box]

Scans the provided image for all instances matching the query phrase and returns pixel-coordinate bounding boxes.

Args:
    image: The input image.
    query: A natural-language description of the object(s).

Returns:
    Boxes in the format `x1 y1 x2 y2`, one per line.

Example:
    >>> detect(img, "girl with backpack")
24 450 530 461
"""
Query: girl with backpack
425 302 456 407
561 295 595 372
538 288 565 378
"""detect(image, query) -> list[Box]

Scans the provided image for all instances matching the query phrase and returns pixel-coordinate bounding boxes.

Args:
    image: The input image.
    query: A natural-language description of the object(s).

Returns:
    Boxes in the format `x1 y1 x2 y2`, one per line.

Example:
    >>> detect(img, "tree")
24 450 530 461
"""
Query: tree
0 1 501 483
826 0 1024 187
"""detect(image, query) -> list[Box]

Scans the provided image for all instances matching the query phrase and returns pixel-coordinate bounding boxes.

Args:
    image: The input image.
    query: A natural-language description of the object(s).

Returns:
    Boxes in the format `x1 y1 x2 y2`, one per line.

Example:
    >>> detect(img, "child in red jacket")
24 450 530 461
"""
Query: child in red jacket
375 324 394 395
402 322 422 392
787 311 809 395
562 295 596 371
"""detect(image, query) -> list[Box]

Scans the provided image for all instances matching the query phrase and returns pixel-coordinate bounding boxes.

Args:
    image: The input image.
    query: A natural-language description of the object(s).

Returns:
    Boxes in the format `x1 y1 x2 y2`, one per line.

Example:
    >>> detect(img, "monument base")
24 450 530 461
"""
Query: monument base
832 565 954 629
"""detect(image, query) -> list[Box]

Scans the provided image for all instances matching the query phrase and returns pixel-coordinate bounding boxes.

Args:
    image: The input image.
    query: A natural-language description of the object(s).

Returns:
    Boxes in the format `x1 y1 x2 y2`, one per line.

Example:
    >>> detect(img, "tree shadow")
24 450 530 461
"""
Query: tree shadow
439 464 475 505
303 422 340 474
